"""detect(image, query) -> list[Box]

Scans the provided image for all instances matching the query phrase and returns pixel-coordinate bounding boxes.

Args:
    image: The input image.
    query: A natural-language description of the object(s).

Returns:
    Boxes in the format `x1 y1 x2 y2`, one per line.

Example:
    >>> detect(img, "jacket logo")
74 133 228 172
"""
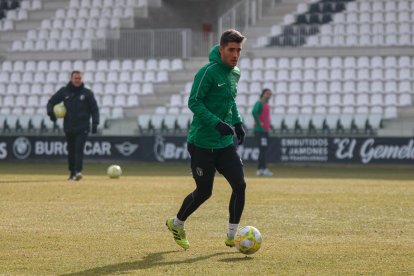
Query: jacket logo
80 95 85 100
196 167 203 176
218 83 226 87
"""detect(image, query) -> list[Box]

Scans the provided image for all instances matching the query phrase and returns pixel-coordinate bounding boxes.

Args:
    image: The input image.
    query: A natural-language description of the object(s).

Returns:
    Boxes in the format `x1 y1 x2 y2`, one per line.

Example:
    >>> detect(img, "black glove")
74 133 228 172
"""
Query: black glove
234 123 246 145
48 111 57 122
91 124 98 134
216 121 234 136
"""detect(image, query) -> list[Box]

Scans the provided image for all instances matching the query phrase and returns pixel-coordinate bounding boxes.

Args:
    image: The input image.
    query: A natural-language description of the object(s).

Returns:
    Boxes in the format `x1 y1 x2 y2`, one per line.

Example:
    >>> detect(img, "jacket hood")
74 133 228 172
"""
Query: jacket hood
208 44 221 64
209 44 234 70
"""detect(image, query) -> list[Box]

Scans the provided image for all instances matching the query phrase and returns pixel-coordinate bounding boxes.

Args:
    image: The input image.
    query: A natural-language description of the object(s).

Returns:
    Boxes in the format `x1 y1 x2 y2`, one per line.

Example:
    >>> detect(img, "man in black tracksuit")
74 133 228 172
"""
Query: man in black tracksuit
47 70 99 181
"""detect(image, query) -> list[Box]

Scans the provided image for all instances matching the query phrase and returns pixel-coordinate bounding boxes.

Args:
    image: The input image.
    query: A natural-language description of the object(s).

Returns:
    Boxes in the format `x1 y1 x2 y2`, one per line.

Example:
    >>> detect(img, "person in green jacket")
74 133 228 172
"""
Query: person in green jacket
252 88 273 176
166 29 247 250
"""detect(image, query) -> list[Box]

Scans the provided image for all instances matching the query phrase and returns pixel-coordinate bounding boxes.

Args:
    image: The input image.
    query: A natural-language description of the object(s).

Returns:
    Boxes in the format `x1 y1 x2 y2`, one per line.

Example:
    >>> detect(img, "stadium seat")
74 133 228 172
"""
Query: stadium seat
171 59 183 70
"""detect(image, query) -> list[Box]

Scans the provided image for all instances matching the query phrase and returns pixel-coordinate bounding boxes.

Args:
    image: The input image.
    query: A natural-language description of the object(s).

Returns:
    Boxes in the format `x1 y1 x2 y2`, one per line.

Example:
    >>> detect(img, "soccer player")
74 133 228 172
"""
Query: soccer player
46 70 99 181
252 88 273 176
166 29 247 250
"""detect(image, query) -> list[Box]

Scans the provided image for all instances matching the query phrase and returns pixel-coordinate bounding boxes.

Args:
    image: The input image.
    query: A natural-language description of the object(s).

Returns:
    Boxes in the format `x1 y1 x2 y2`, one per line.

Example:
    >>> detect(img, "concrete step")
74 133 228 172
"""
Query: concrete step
253 16 283 28
5 49 92 60
41 0 70 9
183 57 206 71
0 30 27 42
139 94 172 106
102 117 137 135
124 106 156 117
396 105 414 118
14 20 43 31
377 123 414 136
168 71 196 82
153 82 187 94
0 41 11 52
28 9 57 20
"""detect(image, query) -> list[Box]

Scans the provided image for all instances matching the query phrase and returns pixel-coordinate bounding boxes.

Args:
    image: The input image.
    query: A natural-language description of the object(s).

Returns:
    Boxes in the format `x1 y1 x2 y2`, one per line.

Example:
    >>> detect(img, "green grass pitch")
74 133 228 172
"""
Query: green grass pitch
0 161 413 275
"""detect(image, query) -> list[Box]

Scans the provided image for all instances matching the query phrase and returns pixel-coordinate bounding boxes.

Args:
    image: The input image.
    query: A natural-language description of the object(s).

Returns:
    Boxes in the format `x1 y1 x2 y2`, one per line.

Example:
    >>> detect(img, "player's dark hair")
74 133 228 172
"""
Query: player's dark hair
260 88 271 98
220 29 246 46
71 70 82 77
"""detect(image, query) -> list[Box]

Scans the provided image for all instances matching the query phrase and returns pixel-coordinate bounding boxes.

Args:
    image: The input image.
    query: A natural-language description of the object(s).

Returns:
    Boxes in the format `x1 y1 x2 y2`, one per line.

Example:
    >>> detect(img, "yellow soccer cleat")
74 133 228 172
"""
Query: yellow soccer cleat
225 235 235 247
166 217 189 250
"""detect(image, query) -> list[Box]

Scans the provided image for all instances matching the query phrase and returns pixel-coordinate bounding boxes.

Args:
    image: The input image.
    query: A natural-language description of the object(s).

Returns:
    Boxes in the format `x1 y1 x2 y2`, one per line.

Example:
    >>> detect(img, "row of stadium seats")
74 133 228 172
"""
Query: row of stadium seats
0 58 184 72
39 17 122 30
235 80 414 95
304 1 347 14
345 0 414 12
69 0 146 8
0 70 169 84
158 101 398 125
181 79 414 96
12 39 94 52
0 114 108 134
176 89 411 106
0 104 120 120
55 7 135 20
0 82 154 97
0 0 20 11
27 28 107 40
239 68 414 82
273 22 414 38
166 91 410 112
238 56 414 70
23 27 106 42
319 22 414 35
0 93 140 108
136 112 383 135
2 8 28 20
0 18 13 30
306 33 414 47
330 11 414 24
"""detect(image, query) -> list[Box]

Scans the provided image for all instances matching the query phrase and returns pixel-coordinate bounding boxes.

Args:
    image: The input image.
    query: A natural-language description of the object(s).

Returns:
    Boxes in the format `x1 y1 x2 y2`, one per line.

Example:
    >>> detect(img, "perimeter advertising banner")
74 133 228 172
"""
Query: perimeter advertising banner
1 135 414 164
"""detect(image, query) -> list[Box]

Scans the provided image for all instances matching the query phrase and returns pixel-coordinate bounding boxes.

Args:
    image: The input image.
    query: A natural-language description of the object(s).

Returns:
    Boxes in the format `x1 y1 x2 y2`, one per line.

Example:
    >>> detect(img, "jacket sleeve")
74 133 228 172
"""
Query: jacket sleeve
89 91 100 126
252 101 263 126
46 88 65 114
231 102 242 125
188 67 220 128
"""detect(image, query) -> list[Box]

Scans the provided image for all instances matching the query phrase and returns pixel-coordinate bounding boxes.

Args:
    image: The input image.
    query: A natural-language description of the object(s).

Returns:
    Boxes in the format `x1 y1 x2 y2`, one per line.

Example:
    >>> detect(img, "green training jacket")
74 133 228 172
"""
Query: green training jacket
186 44 243 149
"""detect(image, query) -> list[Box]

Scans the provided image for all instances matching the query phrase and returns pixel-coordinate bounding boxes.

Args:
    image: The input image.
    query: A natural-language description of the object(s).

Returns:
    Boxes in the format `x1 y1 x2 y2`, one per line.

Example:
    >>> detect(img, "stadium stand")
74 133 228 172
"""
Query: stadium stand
0 0 413 136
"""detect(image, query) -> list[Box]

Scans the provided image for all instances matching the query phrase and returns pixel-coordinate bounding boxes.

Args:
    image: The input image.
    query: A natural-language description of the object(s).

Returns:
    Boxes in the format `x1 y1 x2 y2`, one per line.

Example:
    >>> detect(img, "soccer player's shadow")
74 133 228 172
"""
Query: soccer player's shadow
60 250 239 275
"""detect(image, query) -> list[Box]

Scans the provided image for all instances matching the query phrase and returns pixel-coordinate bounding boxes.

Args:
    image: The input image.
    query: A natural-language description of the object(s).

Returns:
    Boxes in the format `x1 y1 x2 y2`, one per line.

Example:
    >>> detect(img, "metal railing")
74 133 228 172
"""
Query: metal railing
92 29 191 59
218 0 279 37
91 28 216 59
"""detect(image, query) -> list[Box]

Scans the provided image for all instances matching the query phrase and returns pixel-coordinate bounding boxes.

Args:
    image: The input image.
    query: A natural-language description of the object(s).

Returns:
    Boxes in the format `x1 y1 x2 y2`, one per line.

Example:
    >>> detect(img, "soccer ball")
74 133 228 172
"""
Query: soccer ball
107 165 122 179
234 226 262 255
53 104 66 118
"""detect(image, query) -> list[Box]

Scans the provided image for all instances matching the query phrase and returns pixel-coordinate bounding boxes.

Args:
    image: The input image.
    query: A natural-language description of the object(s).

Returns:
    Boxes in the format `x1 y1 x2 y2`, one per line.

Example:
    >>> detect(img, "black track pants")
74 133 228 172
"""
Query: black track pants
177 144 246 224
65 130 88 174
254 131 269 170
